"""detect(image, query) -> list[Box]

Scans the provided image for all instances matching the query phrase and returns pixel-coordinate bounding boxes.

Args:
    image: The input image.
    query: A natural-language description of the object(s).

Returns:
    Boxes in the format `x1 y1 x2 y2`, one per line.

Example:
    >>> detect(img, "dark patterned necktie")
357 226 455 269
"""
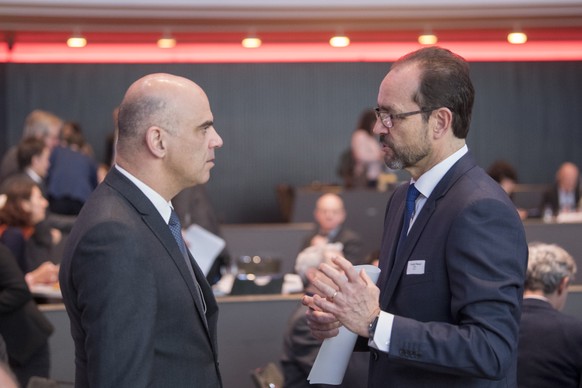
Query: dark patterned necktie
169 209 189 258
169 208 207 314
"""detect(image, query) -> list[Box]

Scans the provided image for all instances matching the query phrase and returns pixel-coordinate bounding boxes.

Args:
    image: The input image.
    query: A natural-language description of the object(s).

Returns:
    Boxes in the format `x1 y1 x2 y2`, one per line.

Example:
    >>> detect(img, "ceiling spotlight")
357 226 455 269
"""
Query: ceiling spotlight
418 33 438 45
507 31 527 44
329 35 350 48
157 35 176 49
242 36 262 48
67 31 87 48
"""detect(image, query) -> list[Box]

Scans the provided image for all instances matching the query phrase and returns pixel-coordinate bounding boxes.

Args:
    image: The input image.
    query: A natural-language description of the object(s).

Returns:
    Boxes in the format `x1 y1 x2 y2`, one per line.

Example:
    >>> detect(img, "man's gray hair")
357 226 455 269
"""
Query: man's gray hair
525 242 577 294
22 109 62 139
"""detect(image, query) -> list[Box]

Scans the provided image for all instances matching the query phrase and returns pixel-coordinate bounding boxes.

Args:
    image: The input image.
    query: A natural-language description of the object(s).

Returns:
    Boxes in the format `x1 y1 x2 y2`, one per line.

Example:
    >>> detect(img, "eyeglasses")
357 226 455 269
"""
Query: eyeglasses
374 107 438 129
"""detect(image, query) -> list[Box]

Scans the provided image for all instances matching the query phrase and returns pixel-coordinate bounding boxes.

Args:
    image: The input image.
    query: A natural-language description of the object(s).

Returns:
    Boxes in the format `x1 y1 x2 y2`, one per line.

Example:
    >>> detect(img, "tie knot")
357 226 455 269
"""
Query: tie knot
406 183 420 204
405 184 421 218
169 208 181 228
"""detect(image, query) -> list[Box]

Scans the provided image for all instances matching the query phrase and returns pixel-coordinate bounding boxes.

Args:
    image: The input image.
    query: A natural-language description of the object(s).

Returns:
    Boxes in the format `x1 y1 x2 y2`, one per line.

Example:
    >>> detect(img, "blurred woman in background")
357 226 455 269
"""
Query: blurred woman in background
0 176 59 286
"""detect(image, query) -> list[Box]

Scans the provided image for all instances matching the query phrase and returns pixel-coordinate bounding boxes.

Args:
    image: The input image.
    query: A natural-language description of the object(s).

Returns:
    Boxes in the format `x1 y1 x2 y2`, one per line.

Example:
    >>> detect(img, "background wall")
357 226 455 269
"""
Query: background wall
1 61 581 223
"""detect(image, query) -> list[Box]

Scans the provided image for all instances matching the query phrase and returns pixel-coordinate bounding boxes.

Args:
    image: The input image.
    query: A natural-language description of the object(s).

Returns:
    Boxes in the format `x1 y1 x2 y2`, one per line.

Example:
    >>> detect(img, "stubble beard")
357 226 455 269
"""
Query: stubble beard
380 130 431 171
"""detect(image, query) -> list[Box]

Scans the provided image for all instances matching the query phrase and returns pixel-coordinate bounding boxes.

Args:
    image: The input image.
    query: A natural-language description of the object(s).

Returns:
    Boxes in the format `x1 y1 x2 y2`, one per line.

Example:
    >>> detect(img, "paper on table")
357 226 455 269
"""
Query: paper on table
183 224 226 276
308 264 381 385
30 284 62 299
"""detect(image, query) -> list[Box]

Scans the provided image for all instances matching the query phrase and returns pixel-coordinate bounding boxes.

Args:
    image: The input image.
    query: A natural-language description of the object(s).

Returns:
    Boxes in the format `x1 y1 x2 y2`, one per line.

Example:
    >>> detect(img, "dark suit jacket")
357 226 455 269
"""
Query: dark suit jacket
0 243 53 365
59 168 222 387
300 226 365 264
366 152 527 387
46 145 98 203
517 298 582 388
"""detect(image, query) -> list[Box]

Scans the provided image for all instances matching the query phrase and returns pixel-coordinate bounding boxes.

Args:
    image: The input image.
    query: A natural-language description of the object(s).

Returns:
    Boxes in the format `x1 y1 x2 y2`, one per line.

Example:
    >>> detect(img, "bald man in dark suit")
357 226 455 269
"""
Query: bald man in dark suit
59 73 224 387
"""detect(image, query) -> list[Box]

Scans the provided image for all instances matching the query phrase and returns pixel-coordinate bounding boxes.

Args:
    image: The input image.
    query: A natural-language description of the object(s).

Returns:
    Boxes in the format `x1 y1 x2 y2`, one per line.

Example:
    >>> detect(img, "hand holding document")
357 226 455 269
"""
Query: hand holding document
308 264 381 385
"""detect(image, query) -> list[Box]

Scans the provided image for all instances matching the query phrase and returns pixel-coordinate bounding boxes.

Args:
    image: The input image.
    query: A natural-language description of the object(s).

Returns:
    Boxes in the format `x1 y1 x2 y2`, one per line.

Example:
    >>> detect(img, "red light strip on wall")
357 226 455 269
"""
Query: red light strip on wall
1 41 581 63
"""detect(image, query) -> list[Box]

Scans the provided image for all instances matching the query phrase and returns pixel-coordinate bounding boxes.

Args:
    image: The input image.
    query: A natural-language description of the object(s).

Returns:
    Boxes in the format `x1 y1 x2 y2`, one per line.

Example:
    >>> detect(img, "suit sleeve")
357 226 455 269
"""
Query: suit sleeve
71 220 157 387
389 197 527 380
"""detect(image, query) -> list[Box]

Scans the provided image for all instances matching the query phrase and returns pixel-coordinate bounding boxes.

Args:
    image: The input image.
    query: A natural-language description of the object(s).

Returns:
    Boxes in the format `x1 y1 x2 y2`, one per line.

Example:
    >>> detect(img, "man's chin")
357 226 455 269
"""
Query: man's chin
197 172 211 185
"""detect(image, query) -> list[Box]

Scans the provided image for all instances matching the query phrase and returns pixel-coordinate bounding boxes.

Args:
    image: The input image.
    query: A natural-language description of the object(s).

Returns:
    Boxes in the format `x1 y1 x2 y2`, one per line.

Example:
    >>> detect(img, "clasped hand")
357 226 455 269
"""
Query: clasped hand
302 256 380 339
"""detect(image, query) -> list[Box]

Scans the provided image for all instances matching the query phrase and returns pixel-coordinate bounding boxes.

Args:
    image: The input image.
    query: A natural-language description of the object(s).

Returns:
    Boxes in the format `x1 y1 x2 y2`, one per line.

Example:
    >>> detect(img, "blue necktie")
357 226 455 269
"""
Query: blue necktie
397 183 421 249
169 209 189 258
169 208 207 314
387 183 422 276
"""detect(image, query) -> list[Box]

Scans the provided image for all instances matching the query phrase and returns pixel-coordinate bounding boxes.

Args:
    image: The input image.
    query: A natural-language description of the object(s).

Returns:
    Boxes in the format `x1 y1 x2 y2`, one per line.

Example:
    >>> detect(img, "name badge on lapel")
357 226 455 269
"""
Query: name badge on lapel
406 260 425 275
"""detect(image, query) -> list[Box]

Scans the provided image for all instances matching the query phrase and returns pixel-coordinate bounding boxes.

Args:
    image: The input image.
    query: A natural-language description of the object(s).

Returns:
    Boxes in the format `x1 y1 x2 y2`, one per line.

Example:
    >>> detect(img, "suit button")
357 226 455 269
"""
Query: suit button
371 349 379 361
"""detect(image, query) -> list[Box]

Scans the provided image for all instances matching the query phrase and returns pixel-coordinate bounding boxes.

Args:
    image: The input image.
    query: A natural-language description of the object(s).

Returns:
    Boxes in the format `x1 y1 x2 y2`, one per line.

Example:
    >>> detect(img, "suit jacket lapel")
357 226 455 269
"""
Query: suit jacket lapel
380 152 477 307
377 188 406 292
188 251 220 352
105 169 216 346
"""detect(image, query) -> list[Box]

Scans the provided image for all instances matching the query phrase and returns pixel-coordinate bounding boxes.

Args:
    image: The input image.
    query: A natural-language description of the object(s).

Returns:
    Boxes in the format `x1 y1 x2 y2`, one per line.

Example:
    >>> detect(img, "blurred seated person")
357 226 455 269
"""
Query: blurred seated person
14 137 51 196
300 193 364 264
540 162 580 216
46 121 98 215
15 136 75 233
337 109 384 189
487 160 528 220
60 120 94 157
281 242 368 388
97 108 120 183
0 109 62 185
173 184 230 285
0 177 59 284
98 130 117 184
0 243 54 387
517 242 582 388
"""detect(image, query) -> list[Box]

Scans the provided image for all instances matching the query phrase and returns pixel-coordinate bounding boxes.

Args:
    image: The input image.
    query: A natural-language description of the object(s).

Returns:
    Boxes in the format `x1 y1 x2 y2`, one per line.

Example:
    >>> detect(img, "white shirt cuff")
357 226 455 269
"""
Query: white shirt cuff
368 311 394 353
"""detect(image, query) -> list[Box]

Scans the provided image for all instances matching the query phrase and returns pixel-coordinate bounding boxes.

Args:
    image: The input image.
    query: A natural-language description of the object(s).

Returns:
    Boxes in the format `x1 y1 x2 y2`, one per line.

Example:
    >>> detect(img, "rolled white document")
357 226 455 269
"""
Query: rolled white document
308 264 381 385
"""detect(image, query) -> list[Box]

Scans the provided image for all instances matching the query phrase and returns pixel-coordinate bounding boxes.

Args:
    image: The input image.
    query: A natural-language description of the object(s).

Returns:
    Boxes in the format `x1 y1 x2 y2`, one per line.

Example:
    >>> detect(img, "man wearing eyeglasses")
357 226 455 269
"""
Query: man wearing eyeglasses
303 47 528 387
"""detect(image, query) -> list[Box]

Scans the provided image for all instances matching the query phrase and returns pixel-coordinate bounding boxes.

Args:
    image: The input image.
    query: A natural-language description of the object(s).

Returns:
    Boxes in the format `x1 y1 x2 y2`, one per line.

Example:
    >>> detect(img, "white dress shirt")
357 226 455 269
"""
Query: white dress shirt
114 165 174 222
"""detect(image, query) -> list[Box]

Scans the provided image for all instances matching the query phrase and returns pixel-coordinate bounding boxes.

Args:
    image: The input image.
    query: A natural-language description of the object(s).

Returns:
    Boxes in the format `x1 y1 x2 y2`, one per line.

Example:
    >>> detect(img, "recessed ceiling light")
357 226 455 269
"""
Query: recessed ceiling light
329 35 350 48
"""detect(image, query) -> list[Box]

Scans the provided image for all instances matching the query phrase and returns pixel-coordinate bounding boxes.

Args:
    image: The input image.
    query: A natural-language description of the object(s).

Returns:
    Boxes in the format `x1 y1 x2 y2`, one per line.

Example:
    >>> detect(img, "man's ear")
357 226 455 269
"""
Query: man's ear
146 126 166 158
432 107 453 138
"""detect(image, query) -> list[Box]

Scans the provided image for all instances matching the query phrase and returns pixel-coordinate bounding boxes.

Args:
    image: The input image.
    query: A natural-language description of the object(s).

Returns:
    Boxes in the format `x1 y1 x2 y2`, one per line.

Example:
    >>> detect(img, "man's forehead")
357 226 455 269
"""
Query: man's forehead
379 64 420 106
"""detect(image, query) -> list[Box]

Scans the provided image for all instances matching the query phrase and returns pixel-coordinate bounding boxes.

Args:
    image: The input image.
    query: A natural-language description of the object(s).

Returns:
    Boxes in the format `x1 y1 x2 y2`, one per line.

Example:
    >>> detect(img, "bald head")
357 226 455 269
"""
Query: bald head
114 73 222 200
314 193 346 234
556 162 579 192
117 73 206 156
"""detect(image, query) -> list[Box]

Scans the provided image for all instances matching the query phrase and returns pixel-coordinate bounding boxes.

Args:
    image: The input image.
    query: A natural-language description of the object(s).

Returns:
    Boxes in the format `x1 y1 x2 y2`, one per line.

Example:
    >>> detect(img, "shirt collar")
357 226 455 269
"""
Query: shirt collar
412 144 468 200
25 168 43 184
523 294 551 303
114 164 173 223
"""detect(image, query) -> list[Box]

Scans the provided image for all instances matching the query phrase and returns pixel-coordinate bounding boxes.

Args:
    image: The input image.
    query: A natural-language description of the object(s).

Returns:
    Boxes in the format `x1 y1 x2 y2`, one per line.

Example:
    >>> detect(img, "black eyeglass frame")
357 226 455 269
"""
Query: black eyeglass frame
374 107 440 129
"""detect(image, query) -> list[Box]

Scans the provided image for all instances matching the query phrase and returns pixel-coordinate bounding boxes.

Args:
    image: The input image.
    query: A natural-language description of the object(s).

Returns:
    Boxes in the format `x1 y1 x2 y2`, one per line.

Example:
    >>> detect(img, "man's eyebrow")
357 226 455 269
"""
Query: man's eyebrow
198 120 213 128
377 104 395 112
